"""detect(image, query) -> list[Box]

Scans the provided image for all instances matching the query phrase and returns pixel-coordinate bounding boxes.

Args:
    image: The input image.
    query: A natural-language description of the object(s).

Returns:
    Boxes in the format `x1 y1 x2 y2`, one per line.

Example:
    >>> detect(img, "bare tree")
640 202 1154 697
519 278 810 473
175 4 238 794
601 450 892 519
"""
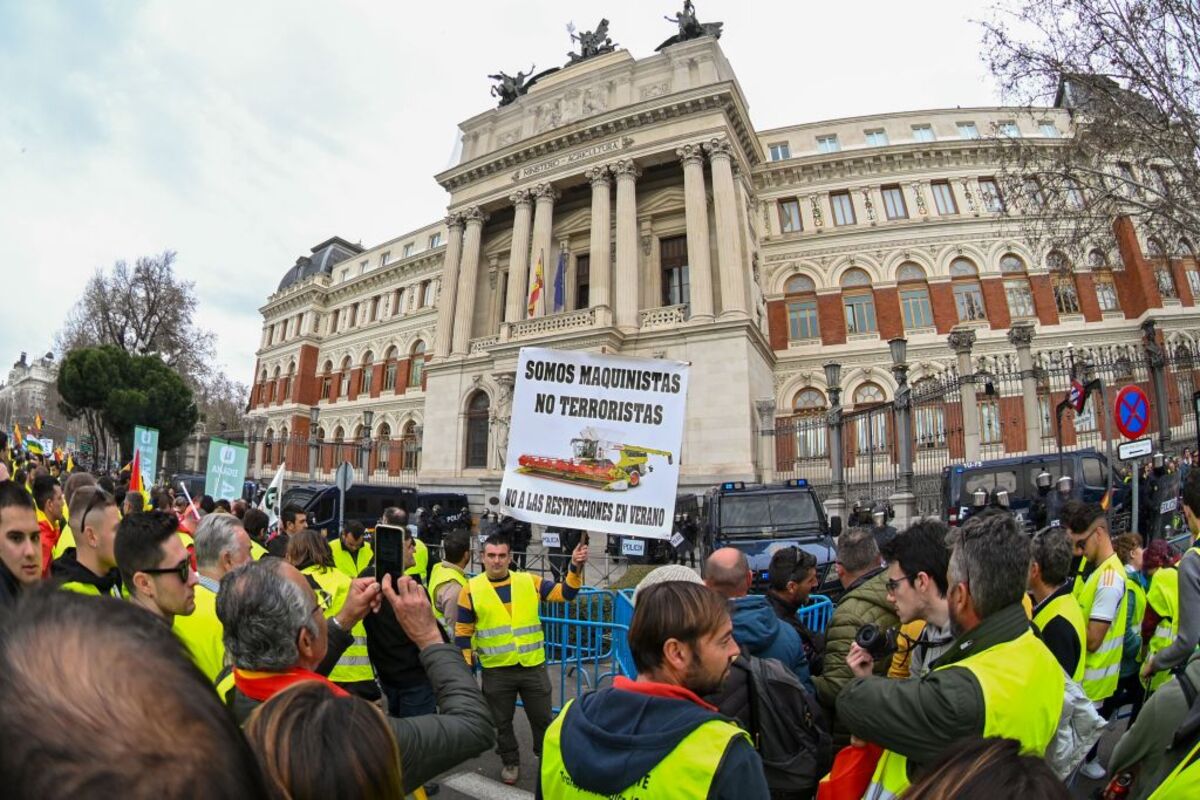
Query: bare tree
195 372 249 438
56 251 217 384
981 0 1200 255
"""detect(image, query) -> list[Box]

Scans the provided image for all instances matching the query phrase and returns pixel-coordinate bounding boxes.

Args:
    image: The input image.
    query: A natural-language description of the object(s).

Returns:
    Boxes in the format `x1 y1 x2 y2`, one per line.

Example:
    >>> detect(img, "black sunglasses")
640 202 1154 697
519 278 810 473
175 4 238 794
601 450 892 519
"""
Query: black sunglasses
140 557 192 583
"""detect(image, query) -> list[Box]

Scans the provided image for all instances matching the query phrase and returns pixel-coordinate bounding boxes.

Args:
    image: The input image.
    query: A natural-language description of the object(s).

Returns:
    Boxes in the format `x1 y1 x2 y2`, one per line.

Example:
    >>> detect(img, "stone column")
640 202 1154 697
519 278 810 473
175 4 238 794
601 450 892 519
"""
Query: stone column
586 167 612 323
433 214 465 358
451 207 488 355
950 328 981 460
529 184 558 313
828 387 846 521
1142 319 1173 447
890 364 917 527
504 190 533 323
613 159 641 332
1009 323 1042 454
755 400 777 484
487 258 504 332
677 143 714 322
707 138 748 319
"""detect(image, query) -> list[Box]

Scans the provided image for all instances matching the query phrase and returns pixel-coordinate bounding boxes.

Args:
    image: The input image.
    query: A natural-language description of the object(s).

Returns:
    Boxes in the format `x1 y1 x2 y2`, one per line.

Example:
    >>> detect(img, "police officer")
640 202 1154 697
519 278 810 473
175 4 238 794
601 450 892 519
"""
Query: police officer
1029 470 1055 531
871 502 898 549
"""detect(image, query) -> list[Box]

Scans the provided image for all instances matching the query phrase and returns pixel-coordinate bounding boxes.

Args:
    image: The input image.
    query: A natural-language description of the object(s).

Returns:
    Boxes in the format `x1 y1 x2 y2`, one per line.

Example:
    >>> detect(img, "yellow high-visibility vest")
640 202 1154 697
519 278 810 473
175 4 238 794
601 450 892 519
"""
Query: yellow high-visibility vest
303 566 374 685
1033 591 1087 683
469 572 545 668
1077 553 1128 702
428 562 468 622
330 539 374 579
173 583 225 683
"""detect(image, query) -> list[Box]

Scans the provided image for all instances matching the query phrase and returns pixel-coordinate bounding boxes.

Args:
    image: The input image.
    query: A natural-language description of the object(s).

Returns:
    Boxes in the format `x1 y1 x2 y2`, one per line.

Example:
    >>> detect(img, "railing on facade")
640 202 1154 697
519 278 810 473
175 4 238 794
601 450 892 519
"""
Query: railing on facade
469 335 500 354
509 307 596 340
251 433 420 486
639 304 687 330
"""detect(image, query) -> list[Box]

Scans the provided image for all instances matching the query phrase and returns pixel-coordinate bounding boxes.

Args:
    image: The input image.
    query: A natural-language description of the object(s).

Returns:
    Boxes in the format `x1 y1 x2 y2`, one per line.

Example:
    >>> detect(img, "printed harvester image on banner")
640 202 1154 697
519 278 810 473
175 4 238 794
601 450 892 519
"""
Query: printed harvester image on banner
500 347 690 540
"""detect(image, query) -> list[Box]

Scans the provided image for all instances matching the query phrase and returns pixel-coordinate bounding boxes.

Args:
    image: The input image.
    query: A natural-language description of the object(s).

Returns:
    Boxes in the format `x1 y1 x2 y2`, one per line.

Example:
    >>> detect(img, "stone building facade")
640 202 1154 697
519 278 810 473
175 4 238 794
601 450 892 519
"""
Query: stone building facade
246 35 1200 512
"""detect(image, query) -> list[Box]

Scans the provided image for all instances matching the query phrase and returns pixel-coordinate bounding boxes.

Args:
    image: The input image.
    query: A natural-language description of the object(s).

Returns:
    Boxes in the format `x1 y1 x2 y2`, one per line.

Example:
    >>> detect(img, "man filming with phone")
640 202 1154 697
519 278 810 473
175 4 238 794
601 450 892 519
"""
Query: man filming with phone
456 531 588 786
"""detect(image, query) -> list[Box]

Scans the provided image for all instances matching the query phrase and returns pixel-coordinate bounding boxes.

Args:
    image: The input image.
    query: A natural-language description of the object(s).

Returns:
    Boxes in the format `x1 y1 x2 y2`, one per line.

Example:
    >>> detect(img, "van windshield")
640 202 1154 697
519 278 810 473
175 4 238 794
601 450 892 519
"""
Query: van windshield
720 492 821 534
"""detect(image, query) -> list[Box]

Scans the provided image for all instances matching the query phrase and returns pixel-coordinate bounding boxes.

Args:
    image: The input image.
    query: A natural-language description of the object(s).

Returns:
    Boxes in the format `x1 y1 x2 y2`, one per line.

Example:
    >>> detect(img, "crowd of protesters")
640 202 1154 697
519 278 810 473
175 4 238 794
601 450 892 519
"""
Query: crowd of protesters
2 431 1200 800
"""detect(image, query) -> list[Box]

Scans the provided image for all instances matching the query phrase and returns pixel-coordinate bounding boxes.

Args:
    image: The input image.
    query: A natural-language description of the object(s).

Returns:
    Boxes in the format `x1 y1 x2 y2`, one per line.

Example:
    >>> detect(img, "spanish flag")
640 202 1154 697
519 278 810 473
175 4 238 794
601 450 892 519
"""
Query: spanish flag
66 453 74 473
527 250 546 318
1101 487 1112 511
33 414 42 433
12 423 23 450
129 447 147 510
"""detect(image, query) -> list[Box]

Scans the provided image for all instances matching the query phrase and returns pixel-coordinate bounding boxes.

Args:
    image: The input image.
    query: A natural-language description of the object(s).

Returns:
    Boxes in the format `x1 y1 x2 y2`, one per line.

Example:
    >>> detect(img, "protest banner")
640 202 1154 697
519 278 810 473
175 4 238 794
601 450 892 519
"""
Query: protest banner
500 347 689 540
204 438 249 501
134 425 160 487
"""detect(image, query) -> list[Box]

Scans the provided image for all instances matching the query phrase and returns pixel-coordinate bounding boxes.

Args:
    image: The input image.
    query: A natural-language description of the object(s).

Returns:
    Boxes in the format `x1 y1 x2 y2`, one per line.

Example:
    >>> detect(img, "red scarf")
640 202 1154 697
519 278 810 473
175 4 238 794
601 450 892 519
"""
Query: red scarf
233 667 350 702
613 676 718 712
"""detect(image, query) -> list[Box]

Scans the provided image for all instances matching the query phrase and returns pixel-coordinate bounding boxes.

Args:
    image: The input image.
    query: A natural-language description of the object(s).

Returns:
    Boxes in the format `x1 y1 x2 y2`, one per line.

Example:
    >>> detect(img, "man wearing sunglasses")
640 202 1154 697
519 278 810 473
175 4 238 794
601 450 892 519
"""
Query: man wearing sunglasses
53 486 123 598
115 510 198 626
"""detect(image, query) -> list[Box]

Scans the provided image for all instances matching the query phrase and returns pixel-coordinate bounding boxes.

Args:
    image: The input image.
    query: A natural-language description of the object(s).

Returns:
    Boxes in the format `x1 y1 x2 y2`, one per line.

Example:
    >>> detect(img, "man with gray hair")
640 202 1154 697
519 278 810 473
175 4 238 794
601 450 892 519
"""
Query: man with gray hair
1028 527 1087 682
216 559 494 795
811 527 896 745
174 512 253 683
838 512 1066 798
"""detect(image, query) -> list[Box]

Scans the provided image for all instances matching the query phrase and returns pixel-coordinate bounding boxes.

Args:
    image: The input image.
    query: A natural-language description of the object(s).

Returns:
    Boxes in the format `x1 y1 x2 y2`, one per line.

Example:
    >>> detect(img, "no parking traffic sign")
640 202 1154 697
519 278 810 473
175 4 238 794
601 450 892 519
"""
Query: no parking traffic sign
1114 385 1151 440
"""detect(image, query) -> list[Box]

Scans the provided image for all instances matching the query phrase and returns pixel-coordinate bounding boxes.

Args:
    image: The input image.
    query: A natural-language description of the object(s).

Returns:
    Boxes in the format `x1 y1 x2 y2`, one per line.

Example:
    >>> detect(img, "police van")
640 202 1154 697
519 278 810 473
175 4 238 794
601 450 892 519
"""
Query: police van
699 479 838 595
281 484 471 534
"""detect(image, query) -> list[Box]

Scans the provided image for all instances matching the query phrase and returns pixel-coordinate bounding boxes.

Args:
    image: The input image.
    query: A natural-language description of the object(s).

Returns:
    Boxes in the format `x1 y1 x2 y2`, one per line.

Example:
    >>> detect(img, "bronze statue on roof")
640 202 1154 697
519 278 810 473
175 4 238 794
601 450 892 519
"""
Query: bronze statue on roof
657 1 723 51
488 65 559 107
566 19 617 65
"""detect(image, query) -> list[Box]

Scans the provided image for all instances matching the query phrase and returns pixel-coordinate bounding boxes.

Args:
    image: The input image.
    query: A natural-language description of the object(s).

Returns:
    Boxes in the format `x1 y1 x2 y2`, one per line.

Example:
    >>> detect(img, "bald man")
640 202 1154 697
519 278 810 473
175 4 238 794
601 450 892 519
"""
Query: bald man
705 547 812 689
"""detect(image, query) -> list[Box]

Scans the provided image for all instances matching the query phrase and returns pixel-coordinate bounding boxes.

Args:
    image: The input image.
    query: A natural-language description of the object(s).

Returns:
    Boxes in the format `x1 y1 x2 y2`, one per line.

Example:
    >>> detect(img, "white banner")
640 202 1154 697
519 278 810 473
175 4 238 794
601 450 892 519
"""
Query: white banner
500 347 689 540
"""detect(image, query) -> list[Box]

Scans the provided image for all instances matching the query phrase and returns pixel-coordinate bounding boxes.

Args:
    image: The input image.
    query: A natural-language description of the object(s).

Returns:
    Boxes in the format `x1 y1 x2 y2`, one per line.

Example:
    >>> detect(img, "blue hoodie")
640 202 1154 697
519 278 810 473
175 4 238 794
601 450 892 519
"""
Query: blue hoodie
536 681 769 800
731 594 814 691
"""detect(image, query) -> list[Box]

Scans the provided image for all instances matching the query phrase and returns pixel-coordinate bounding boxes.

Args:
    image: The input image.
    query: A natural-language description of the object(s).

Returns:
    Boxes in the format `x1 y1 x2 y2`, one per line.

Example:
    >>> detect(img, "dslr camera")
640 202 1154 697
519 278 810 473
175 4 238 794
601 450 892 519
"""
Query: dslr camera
855 623 899 661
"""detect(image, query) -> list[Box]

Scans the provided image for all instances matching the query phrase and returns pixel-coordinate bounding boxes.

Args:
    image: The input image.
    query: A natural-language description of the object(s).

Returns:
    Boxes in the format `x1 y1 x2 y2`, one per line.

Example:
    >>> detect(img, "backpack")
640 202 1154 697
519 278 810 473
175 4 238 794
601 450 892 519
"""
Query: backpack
736 651 833 793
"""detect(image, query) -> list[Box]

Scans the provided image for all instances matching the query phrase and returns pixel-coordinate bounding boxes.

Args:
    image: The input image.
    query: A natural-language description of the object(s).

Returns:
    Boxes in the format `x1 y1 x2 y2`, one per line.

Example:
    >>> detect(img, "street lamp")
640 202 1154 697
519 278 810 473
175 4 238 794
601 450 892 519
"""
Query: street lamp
823 361 842 406
889 339 915 500
308 406 320 480
888 337 908 367
360 409 374 476
823 361 845 510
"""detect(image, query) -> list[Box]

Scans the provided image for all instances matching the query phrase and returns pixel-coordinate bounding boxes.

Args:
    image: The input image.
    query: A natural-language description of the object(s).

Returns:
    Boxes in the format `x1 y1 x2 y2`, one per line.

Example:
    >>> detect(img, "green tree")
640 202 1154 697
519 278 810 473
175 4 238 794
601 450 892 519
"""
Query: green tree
57 345 127 468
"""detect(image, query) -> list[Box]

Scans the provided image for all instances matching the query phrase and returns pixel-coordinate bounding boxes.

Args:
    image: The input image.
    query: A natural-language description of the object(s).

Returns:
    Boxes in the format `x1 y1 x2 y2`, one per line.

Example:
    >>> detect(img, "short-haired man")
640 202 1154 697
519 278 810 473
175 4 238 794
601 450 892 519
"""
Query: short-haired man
1141 471 1200 686
32 474 63 578
0 481 40 615
51 471 97 561
266 503 307 559
704 547 812 689
241 507 270 559
457 532 587 785
0 589 269 798
115 510 198 625
217 560 493 794
1028 527 1086 681
430 529 471 627
383 506 429 581
879 520 954 678
538 580 769 799
231 498 247 520
838 512 1065 798
173 513 253 682
330 519 374 579
52 486 123 598
765 546 824 669
811 527 897 743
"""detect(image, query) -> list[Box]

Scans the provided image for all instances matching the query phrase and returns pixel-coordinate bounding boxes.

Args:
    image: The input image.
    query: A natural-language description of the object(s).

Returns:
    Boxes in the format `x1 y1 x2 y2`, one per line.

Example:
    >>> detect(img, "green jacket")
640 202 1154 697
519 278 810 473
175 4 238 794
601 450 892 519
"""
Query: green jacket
836 603 1034 771
811 568 899 742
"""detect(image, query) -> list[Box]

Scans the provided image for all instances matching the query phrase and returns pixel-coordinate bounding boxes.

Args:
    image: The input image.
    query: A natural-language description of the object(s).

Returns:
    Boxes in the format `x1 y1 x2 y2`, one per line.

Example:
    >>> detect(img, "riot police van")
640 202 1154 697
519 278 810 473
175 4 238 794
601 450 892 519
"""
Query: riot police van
699 479 838 595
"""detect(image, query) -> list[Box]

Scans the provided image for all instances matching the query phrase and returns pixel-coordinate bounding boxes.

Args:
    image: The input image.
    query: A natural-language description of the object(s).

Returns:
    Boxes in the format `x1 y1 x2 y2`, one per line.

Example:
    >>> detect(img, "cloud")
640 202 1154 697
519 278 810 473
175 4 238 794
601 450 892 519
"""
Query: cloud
0 0 999 385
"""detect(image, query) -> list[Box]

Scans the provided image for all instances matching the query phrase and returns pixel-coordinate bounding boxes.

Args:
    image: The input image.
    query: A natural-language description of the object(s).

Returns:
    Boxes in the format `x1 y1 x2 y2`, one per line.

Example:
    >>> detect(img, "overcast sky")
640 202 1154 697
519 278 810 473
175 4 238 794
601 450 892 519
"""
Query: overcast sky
0 0 1007 387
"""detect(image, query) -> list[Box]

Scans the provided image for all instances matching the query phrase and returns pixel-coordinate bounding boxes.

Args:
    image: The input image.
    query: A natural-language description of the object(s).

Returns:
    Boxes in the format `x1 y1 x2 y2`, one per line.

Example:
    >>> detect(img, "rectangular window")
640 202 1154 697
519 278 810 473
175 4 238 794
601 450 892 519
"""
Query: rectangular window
830 191 856 226
979 178 1005 212
360 260 369 274
778 199 802 232
900 289 933 329
957 122 979 139
409 356 424 388
1065 178 1086 209
1054 275 1081 314
369 296 380 322
1024 177 1046 209
855 414 889 455
1187 269 1200 299
349 303 359 328
660 235 690 308
881 185 908 220
428 232 443 248
931 181 958 215
998 121 1021 137
422 280 434 306
340 371 350 396
340 268 349 282
402 243 414 258
1039 395 1053 438
843 293 878 334
1039 120 1060 137
816 134 840 153
575 254 591 310
787 300 820 340
769 142 790 161
1116 162 1137 196
383 362 397 391
1004 279 1036 318
1156 265 1178 298
915 404 946 448
979 400 1003 444
912 124 935 142
1095 273 1120 311
864 128 889 146
953 282 987 321
320 377 331 400
360 366 372 395
380 250 391 266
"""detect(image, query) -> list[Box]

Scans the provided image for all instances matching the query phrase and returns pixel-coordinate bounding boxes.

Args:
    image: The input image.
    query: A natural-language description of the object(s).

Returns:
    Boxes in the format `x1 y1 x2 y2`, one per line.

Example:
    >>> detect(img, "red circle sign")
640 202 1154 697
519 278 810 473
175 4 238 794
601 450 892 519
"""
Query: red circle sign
1114 385 1151 440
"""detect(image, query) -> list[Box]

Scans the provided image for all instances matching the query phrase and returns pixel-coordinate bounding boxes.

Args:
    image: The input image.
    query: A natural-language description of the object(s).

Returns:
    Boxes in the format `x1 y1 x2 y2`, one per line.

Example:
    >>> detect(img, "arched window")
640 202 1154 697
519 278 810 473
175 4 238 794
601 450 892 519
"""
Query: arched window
840 268 877 335
793 388 827 415
376 422 392 473
897 262 933 330
464 392 490 469
999 253 1035 319
409 341 426 388
339 356 352 396
281 362 294 402
333 425 346 464
852 382 888 455
913 378 947 448
785 275 819 341
1179 238 1195 258
382 346 398 392
360 351 374 395
320 360 333 400
401 420 420 472
791 388 827 458
1047 251 1081 314
263 428 274 467
854 383 886 406
1146 237 1165 258
949 258 987 322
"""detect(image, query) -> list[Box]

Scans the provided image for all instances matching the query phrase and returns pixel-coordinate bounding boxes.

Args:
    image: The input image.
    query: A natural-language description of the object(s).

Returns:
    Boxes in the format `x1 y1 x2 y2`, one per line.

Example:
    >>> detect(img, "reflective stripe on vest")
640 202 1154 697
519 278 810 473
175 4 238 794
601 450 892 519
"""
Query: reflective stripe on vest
1033 592 1087 683
303 566 375 683
1145 566 1181 691
330 539 374 579
1146 738 1200 799
540 699 749 799
469 571 545 668
866 628 1064 800
1077 553 1128 702
428 563 468 622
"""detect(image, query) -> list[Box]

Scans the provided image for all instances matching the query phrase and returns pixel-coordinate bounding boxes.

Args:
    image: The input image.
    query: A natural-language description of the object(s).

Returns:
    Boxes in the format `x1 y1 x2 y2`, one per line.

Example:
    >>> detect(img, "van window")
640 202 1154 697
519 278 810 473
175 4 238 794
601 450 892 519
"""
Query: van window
961 470 1018 505
1082 456 1106 488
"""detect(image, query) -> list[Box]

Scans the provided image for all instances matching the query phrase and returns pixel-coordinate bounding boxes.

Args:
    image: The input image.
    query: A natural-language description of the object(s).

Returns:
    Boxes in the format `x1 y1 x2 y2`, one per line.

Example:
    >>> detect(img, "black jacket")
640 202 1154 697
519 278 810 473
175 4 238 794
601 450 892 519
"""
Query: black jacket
766 590 825 673
363 575 449 687
232 627 494 795
0 562 22 625
50 551 123 595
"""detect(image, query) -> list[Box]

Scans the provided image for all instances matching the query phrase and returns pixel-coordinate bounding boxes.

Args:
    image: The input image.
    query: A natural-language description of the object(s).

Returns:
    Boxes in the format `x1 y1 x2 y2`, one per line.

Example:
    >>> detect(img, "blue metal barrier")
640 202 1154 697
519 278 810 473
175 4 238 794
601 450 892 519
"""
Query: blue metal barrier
799 594 834 633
